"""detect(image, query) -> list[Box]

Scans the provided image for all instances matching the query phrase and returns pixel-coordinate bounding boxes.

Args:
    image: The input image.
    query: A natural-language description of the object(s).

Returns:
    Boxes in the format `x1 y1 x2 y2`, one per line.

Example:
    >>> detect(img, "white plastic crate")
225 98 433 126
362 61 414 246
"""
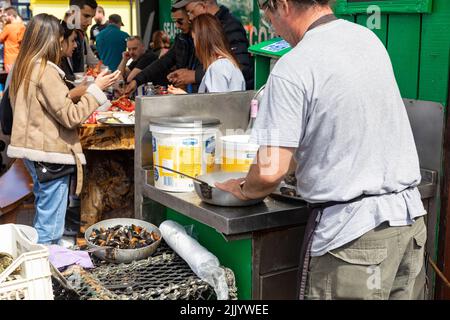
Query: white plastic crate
0 224 53 300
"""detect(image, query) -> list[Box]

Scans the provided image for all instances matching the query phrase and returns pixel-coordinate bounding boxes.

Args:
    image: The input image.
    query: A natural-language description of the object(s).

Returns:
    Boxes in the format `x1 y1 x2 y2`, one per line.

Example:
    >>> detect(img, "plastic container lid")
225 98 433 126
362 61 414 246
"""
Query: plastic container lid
221 135 258 145
149 116 221 128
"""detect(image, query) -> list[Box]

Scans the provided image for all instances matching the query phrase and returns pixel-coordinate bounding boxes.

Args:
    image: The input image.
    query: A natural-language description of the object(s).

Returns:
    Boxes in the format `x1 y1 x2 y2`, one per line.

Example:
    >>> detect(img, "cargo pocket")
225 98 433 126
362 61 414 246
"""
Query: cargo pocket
413 225 427 248
410 224 427 280
327 242 388 299
329 246 388 266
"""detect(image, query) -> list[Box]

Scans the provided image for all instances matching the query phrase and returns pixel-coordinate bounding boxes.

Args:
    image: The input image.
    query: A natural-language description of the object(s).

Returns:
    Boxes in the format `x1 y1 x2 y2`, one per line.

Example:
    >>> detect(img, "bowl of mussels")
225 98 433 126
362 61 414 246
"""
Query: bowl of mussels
85 218 162 264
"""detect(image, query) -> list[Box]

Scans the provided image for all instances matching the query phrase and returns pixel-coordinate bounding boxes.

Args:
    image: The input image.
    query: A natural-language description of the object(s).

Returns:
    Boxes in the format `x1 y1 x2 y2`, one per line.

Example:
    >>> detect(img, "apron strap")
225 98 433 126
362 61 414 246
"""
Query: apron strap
306 14 338 33
298 208 322 300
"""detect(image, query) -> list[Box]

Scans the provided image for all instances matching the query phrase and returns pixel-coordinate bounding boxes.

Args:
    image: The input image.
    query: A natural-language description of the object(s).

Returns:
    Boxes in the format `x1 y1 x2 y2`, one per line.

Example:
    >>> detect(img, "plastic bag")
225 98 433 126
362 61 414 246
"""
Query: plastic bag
159 220 229 300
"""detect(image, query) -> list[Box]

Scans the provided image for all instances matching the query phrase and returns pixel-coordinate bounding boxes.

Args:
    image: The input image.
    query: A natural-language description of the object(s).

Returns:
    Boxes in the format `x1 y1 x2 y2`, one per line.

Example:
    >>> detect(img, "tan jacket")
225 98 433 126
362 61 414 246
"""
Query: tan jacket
7 61 107 165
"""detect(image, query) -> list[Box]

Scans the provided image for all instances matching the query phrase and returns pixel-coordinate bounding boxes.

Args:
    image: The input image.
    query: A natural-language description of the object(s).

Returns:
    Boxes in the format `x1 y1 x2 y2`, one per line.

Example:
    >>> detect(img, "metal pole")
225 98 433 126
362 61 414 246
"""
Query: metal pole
129 0 133 35
135 0 141 37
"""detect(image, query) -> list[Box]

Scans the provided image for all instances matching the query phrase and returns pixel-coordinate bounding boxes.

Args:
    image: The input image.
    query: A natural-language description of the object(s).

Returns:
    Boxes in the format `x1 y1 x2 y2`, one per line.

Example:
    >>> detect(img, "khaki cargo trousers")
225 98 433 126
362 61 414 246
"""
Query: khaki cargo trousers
305 216 427 300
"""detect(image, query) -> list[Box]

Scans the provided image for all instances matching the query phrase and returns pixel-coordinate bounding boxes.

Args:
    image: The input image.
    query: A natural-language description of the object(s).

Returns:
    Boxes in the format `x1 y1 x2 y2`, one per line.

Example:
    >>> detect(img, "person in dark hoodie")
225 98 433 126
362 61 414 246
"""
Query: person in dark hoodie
124 1 199 95
59 20 78 87
168 0 254 90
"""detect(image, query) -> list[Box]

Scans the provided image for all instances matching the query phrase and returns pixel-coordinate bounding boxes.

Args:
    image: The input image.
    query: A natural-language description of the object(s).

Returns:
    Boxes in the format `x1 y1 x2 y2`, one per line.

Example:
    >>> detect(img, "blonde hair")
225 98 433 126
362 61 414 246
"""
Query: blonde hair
10 14 64 102
191 14 240 71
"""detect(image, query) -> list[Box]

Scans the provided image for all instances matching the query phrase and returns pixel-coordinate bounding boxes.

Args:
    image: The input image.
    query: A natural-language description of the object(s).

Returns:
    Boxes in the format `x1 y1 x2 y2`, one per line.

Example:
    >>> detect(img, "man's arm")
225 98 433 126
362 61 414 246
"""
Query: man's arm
222 17 254 88
126 67 141 83
133 44 177 86
117 52 131 79
216 146 295 200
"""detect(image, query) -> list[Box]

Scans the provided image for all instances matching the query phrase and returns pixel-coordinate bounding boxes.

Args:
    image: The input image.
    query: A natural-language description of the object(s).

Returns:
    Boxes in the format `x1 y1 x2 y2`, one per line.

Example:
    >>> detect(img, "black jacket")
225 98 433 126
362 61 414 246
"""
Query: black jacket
210 5 254 90
134 33 201 91
60 57 76 89
72 30 86 73
60 58 76 81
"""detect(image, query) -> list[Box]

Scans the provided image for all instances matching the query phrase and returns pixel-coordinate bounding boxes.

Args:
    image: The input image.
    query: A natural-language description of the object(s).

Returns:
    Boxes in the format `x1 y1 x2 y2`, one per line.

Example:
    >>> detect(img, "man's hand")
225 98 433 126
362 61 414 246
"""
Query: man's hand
167 69 196 87
122 51 131 61
216 147 296 200
215 178 248 200
167 84 187 95
124 80 137 96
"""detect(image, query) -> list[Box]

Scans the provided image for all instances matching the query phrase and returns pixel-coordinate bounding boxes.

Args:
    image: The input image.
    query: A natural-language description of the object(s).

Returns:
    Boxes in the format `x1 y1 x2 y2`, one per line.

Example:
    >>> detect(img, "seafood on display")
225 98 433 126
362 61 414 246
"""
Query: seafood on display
109 96 135 112
86 61 103 78
0 252 21 280
0 252 14 274
88 224 160 249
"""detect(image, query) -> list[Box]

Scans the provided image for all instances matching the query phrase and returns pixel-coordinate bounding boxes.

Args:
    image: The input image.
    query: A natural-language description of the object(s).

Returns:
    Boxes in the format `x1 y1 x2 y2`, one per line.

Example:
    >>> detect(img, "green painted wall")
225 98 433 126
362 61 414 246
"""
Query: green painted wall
337 0 450 107
166 209 253 300
419 0 450 105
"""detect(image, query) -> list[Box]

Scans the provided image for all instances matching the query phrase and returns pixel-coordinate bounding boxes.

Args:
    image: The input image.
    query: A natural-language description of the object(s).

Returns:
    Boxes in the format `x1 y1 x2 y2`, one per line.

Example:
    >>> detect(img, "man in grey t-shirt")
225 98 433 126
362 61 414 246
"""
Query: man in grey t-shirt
217 0 426 300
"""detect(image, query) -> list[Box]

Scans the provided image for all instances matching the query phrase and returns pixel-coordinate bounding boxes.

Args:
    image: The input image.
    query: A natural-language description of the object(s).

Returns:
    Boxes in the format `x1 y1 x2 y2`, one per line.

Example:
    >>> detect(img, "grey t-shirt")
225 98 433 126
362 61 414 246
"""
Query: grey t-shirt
198 58 246 93
251 19 426 256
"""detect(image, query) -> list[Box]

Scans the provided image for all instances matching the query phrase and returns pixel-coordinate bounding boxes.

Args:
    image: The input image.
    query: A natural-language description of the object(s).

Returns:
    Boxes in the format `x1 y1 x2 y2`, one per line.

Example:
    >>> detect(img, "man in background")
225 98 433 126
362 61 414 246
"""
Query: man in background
125 2 198 94
96 14 129 71
89 5 106 49
169 0 254 90
117 36 157 83
0 7 25 73
69 0 99 72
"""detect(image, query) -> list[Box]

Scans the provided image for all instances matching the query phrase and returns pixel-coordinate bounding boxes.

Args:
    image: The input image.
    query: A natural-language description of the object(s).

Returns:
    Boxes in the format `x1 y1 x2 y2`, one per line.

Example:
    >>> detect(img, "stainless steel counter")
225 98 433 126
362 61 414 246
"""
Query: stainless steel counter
142 169 436 237
142 170 309 236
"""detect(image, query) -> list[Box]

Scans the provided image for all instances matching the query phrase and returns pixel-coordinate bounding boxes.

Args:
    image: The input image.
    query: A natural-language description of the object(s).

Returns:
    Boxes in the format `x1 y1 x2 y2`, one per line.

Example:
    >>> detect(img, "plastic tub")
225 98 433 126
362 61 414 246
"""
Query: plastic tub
0 224 53 300
220 135 259 173
15 225 38 244
150 116 221 192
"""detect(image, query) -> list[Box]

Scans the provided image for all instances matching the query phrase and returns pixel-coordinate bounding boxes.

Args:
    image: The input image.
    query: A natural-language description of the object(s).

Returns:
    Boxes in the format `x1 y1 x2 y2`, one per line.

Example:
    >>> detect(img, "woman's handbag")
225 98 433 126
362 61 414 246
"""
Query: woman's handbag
34 161 76 183
0 87 13 135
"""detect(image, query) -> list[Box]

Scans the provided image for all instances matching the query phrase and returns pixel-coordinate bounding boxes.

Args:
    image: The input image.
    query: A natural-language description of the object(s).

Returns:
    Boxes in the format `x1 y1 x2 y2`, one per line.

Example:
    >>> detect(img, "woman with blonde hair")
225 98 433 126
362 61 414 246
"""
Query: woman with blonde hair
168 13 245 94
7 13 120 244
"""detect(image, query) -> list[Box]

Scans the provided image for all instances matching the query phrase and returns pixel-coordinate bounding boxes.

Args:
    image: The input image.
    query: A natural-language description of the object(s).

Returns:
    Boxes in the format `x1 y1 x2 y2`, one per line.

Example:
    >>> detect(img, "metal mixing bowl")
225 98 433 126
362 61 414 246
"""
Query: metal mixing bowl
84 218 162 264
193 172 265 206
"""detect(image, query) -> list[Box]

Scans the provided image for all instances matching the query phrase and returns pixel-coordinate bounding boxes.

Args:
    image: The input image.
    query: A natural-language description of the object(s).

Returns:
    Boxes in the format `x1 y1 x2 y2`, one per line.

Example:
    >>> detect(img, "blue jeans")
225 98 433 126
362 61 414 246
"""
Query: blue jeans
23 159 70 244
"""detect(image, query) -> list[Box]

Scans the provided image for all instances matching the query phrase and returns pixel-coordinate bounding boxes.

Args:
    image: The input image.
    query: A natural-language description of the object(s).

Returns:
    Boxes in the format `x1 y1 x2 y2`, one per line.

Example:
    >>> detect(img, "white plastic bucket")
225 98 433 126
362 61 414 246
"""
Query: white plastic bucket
15 225 38 244
220 135 259 173
150 117 220 192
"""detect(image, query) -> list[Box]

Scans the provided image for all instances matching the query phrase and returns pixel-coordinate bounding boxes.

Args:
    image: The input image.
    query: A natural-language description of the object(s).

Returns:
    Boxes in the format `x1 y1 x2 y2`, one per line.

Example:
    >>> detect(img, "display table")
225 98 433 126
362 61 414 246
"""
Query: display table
77 124 135 244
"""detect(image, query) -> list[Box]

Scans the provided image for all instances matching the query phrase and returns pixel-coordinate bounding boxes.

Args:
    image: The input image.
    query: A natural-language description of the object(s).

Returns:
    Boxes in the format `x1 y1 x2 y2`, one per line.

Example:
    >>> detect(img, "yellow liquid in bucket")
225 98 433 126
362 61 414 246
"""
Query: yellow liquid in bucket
220 135 259 173
221 157 254 172
151 125 218 192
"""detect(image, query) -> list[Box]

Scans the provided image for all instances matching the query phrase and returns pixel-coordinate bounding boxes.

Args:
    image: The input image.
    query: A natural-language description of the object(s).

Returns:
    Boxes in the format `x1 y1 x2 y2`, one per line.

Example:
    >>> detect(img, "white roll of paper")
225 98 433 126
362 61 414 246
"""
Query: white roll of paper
160 220 229 300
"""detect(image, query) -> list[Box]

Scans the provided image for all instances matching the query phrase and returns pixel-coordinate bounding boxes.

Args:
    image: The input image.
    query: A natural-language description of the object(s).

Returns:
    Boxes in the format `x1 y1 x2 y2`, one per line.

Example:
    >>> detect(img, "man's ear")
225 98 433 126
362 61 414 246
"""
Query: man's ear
278 0 291 16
